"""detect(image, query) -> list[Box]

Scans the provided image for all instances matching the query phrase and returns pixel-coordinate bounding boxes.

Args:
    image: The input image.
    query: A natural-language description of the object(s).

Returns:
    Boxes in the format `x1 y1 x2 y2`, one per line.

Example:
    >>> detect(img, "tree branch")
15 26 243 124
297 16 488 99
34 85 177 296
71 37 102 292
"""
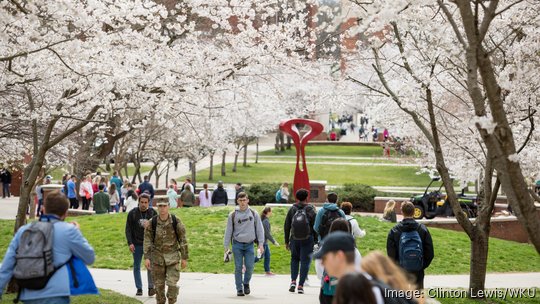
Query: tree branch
46 105 100 149
0 38 73 62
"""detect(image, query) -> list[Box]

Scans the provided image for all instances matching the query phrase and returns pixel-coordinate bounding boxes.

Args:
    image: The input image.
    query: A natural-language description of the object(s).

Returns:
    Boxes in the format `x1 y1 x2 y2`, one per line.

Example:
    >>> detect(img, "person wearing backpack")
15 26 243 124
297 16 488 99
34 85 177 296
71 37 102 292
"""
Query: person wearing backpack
284 188 317 294
144 200 189 304
313 192 346 242
387 201 434 289
0 191 95 303
223 192 265 296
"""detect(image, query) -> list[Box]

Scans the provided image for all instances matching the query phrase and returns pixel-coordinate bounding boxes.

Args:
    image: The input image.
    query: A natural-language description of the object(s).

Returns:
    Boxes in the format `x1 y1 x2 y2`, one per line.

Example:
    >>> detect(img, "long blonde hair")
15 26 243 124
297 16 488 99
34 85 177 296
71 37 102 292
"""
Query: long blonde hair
361 251 416 291
383 200 396 218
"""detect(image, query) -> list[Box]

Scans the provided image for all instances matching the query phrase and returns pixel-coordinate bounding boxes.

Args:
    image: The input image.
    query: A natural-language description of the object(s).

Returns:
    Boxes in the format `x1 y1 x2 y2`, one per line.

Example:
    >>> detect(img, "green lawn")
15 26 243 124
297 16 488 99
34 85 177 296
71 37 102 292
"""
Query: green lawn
1 208 538 276
252 156 402 163
261 145 392 157
0 288 141 303
196 163 436 187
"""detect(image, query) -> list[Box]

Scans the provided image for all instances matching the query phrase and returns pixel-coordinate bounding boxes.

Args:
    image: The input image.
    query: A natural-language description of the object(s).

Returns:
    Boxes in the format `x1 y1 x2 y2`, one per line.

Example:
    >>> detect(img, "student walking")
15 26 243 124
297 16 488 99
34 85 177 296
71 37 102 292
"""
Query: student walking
387 201 434 289
125 193 156 297
255 207 280 275
0 191 95 303
144 200 189 304
223 192 264 296
284 189 317 294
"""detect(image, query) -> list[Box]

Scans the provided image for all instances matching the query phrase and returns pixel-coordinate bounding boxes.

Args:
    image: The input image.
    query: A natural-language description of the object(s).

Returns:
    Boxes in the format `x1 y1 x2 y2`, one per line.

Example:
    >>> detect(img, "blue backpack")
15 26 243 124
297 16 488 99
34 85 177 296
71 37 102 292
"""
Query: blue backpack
398 226 424 272
275 189 282 202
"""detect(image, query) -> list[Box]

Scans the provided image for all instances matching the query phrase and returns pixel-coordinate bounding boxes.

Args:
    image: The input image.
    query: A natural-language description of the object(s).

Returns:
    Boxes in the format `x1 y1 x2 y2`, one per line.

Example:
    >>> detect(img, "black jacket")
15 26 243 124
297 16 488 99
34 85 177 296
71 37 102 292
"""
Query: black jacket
125 207 156 246
387 218 434 271
0 170 11 184
284 203 317 244
211 187 228 205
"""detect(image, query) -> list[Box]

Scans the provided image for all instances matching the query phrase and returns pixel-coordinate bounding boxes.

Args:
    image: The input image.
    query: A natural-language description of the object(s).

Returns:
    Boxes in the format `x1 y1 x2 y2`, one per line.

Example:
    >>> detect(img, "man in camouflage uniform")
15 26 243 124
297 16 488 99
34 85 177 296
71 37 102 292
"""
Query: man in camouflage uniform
144 201 189 304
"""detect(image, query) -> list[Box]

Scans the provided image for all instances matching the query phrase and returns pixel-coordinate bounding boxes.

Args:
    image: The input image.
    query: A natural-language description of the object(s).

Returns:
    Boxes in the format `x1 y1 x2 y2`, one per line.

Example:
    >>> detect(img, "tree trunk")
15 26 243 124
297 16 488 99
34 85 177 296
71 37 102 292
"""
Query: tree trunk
469 228 489 296
221 151 226 177
123 164 129 181
279 131 285 152
105 157 111 172
191 161 196 188
242 143 248 167
209 152 214 180
232 150 239 173
286 135 292 150
165 162 170 188
255 138 259 164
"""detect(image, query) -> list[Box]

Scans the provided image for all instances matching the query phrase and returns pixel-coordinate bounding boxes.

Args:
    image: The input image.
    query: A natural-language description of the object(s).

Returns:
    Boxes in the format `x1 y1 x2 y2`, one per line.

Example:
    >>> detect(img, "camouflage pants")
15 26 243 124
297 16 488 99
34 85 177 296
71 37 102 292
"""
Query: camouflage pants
151 263 180 304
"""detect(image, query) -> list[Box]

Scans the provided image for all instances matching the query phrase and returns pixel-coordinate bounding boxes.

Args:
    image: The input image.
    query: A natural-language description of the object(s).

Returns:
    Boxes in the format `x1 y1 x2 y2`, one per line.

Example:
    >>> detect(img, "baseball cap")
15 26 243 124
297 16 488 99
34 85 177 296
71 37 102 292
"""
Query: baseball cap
156 201 169 206
312 231 355 259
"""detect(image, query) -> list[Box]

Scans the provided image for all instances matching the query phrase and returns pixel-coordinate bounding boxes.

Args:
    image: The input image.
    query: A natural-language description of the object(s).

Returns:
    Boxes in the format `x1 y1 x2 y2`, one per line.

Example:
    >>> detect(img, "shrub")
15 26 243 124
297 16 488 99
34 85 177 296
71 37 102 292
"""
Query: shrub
245 182 289 205
335 184 377 212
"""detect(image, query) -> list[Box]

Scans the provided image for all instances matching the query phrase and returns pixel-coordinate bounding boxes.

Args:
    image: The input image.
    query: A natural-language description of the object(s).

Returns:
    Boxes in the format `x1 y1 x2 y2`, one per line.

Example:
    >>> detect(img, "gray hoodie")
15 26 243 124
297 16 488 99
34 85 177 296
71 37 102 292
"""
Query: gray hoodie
224 207 265 249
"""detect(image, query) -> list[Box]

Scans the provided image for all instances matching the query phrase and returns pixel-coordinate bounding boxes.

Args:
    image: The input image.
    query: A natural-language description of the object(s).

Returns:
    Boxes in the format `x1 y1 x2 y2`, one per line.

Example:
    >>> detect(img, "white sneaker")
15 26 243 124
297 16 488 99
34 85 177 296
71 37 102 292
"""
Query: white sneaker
304 277 310 286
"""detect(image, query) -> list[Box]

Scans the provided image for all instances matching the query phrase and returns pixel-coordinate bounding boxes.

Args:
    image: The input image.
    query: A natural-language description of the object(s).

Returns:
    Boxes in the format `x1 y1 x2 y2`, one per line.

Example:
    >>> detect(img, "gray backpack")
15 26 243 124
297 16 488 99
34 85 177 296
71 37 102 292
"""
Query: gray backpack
14 220 56 290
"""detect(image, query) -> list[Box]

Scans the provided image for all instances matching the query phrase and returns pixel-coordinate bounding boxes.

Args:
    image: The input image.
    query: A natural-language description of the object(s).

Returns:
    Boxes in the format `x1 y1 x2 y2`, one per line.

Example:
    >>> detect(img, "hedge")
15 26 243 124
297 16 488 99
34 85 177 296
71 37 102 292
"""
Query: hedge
245 182 376 210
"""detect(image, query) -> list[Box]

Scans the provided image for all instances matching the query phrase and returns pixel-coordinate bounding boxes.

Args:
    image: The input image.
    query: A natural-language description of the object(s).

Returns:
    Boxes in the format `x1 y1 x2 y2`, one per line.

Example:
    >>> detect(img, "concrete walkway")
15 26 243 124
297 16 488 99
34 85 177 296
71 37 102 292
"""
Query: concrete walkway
90 268 540 304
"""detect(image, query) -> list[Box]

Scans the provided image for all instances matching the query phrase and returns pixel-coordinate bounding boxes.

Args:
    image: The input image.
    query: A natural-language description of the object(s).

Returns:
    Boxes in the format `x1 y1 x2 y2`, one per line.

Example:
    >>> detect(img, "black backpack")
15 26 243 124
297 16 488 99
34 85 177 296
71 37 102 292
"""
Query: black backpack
318 209 343 239
291 205 312 240
151 214 180 243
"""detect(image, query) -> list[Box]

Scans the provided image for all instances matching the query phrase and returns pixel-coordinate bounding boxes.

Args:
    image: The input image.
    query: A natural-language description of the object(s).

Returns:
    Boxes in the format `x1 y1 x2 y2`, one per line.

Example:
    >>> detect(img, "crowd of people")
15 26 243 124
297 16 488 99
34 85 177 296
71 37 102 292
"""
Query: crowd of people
224 188 434 304
0 175 435 304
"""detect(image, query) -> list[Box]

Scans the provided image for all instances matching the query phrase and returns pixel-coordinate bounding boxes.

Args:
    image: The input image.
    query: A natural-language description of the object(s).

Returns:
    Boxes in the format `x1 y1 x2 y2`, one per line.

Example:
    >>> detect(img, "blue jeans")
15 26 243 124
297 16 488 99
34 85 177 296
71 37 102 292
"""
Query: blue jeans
133 245 154 290
232 240 255 291
24 296 70 304
290 237 314 286
255 243 271 272
2 183 10 197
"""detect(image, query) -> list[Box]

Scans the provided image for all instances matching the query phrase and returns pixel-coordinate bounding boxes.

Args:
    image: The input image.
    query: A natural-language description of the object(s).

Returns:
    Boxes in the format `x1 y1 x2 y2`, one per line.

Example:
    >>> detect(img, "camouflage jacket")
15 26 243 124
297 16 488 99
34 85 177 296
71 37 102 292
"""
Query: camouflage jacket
144 214 189 266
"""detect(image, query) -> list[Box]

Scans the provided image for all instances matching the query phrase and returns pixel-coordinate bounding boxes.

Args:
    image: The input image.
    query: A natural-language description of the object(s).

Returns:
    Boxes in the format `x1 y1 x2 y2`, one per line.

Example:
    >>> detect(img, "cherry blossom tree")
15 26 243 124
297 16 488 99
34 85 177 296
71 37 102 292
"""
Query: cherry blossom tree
340 0 539 295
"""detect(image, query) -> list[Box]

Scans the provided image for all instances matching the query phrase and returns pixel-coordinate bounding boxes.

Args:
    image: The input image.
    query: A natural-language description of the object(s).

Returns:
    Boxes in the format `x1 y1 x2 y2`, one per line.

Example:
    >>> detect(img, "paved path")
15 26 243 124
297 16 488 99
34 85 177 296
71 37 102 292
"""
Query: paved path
254 160 419 167
89 268 540 304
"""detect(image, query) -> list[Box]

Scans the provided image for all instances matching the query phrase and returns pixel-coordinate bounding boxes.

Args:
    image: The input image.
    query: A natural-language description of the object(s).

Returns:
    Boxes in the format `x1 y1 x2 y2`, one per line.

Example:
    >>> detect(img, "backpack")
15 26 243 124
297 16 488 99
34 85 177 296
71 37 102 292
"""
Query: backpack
291 205 312 240
231 208 259 245
151 214 180 243
318 209 343 239
275 189 282 202
398 225 424 272
14 220 56 290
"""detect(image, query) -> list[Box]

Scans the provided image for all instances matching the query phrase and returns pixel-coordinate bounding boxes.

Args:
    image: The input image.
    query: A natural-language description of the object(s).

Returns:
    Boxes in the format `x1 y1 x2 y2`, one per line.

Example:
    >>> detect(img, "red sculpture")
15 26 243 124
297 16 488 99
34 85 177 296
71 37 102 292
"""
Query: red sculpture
279 119 324 200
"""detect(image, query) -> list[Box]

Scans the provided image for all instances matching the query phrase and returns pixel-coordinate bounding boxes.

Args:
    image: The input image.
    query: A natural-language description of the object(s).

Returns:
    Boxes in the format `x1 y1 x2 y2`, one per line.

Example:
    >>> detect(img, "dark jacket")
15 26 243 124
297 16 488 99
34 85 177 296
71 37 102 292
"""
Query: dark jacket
138 181 155 198
387 218 434 270
284 202 317 244
0 170 11 184
125 207 157 246
211 187 228 205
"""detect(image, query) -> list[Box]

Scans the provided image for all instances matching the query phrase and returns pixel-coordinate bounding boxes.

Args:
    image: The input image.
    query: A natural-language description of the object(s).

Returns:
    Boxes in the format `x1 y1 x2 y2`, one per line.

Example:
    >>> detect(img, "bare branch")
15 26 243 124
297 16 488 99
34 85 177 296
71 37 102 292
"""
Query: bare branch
0 38 73 62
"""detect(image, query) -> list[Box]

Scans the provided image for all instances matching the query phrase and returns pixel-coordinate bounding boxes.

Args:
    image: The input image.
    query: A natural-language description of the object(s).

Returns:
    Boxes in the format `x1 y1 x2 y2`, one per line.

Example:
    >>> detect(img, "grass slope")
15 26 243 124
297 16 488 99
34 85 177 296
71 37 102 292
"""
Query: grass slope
196 163 436 187
1 208 538 276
